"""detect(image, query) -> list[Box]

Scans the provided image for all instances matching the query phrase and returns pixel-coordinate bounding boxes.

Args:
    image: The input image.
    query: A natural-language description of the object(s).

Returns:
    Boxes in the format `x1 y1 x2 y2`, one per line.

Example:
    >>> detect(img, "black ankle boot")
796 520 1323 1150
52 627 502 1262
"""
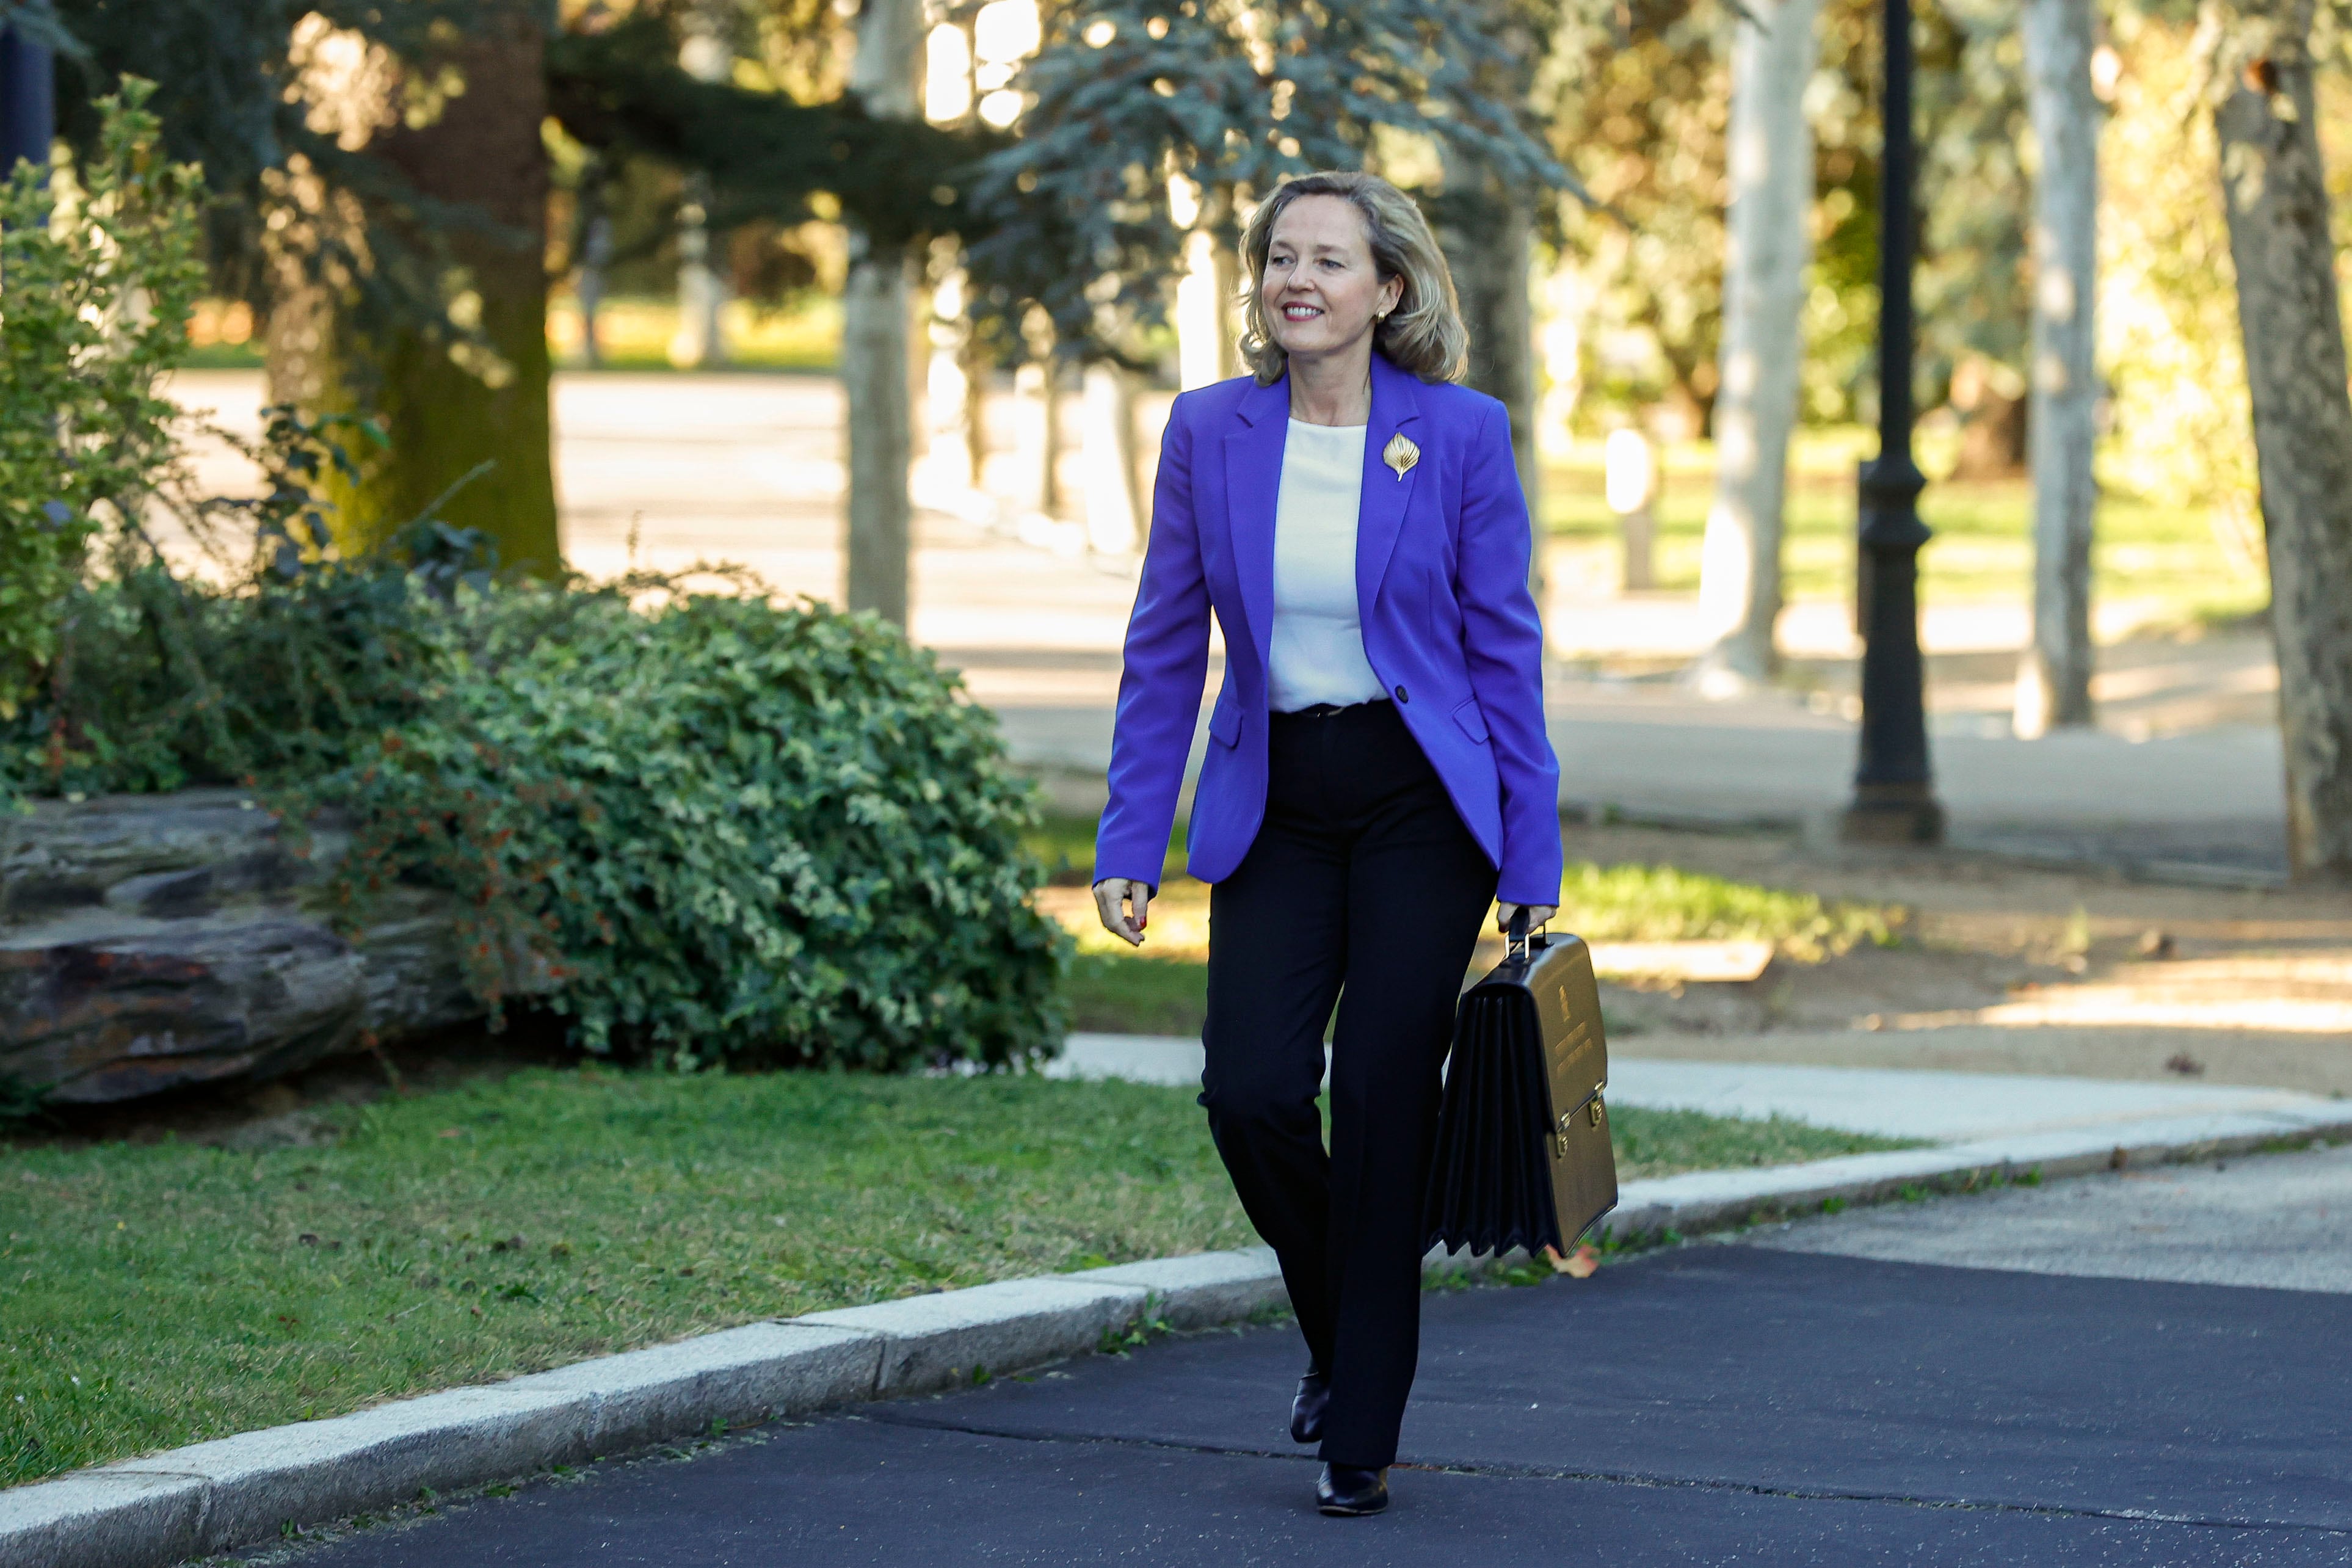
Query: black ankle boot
1316 1463 1390 1516
1289 1373 1330 1445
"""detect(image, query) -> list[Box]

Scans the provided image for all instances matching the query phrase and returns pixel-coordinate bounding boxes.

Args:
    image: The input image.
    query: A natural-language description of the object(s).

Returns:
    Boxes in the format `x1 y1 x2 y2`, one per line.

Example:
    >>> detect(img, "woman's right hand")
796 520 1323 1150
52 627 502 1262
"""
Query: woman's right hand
1092 878 1152 946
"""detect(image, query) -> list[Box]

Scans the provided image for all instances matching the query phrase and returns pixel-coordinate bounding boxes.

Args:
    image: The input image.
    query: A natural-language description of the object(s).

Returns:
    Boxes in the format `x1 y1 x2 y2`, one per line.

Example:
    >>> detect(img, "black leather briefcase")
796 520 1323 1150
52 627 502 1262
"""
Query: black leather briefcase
1423 912 1617 1257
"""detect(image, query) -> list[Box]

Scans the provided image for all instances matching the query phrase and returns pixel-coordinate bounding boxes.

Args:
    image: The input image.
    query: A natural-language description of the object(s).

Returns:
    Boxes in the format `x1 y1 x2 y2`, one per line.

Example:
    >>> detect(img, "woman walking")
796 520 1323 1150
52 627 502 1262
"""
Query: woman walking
1091 171 1561 1517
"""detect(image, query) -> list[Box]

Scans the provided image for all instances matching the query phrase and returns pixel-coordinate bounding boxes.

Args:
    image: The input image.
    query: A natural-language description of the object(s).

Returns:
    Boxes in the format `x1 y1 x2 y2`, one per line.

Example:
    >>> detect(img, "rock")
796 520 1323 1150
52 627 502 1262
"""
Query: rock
0 913 364 1102
1 790 505 1105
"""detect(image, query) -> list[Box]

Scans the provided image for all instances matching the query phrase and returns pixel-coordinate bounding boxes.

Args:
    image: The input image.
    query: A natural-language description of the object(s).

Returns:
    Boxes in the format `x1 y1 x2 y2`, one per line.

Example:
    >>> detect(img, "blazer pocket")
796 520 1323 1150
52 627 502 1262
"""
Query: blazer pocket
1208 696 1243 747
1451 697 1490 744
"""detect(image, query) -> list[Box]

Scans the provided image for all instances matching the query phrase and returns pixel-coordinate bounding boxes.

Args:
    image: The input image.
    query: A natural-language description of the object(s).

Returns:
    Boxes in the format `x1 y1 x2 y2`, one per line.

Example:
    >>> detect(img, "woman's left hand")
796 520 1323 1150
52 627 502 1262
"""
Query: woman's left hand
1496 903 1557 933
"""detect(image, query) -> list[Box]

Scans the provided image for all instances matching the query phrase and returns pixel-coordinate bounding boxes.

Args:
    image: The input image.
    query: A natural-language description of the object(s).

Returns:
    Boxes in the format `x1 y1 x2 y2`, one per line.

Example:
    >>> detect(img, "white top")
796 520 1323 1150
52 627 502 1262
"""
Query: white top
1268 419 1387 713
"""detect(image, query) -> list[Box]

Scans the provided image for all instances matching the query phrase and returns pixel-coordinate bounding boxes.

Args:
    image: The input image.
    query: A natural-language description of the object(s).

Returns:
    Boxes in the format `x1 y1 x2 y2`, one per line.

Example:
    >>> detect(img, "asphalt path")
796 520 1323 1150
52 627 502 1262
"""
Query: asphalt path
279 1147 2352 1566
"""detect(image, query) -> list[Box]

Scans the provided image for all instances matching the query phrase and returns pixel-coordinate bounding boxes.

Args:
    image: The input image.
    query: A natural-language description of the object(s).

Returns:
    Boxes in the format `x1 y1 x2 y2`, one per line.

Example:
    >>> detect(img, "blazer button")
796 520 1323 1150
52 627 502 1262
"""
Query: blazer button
1393 685 1409 704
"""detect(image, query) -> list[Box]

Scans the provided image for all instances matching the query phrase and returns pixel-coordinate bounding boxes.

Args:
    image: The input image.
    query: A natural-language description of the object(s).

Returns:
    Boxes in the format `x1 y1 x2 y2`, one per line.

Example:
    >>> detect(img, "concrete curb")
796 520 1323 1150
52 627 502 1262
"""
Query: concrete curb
12 1107 2351 1567
0 1249 1288 1568
1602 1103 2352 1241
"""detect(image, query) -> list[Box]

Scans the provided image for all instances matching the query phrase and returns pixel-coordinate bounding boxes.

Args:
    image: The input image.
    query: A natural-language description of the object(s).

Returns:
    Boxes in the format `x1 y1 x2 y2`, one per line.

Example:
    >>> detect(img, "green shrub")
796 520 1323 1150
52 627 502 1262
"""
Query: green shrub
1 396 504 802
0 551 439 799
9 565 1067 1073
0 87 1064 1076
0 82 206 717
304 578 1067 1072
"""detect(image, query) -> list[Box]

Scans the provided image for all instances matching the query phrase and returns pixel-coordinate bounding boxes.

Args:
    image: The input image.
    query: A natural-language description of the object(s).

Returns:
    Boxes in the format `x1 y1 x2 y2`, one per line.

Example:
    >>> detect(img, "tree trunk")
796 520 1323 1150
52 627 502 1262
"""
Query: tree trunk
918 261 977 496
841 0 924 624
1693 0 1820 690
2013 0 2100 737
2213 0 2352 878
1430 2 1547 618
841 238 913 623
1445 190 1546 615
576 205 613 369
268 4 561 576
1080 362 1142 556
1176 228 1239 389
669 172 728 368
960 309 990 488
1950 386 2029 479
1012 359 1061 524
670 10 731 367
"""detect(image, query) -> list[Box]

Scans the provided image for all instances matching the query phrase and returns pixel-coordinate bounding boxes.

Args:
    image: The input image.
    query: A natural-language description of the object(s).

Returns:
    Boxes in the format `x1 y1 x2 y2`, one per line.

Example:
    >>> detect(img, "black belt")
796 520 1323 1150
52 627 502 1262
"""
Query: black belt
1272 699 1395 720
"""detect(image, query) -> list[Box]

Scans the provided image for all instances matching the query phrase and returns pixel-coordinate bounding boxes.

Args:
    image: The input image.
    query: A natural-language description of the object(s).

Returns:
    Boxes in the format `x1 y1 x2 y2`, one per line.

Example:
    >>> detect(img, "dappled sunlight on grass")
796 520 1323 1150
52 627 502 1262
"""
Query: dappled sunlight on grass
1037 820 1908 1036
1031 829 1904 967
1557 862 1902 961
1542 427 2270 628
544 294 841 372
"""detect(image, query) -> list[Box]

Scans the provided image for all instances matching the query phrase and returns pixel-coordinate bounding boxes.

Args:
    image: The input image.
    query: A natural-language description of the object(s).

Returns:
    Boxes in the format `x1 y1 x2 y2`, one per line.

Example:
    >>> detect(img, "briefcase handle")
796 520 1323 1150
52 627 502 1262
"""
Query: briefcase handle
1505 906 1551 964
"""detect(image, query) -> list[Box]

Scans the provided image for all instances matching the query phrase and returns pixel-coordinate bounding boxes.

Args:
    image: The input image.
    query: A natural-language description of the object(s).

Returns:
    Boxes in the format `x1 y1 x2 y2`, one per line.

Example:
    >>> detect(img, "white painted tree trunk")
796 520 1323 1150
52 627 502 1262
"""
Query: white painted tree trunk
842 0 924 623
1081 362 1142 556
1170 173 1238 392
1175 228 1240 390
1536 267 1584 464
1012 359 1062 524
912 258 996 523
1693 0 1820 691
2013 0 2100 736
2212 0 2352 879
576 211 612 368
670 176 728 368
670 17 731 368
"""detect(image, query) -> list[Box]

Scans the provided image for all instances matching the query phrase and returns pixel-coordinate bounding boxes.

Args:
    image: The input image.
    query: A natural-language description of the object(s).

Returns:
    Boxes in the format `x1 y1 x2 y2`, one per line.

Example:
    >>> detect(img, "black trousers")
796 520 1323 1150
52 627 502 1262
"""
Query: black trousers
1200 699 1497 1468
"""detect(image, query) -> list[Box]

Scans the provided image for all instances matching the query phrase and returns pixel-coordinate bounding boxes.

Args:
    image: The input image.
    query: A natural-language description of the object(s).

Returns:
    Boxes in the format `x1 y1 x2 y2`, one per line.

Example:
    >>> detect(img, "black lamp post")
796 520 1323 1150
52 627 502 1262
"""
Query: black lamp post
0 23 54 181
1841 0 1944 844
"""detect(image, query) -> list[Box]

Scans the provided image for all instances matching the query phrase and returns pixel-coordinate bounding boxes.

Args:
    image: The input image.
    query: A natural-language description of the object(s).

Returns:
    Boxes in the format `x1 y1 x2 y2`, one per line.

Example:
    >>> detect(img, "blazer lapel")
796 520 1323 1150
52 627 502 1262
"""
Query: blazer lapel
1356 354 1424 617
1224 374 1289 674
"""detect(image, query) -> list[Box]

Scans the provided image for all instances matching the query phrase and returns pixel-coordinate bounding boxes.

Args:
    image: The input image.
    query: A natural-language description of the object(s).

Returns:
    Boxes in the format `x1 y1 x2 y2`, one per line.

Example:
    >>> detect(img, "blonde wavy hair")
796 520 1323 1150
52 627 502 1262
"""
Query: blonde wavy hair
1236 170 1467 386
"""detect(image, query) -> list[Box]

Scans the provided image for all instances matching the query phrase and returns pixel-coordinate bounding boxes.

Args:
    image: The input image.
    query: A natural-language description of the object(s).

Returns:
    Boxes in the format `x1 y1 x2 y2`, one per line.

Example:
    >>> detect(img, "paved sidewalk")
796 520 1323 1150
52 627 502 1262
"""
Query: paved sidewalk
1050 1032 2342 1144
280 1144 2352 1566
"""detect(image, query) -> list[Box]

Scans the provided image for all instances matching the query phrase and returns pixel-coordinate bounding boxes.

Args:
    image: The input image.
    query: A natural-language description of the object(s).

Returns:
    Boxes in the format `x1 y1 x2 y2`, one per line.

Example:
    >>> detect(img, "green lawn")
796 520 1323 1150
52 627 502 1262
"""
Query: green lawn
1045 813 1903 1037
1554 861 1900 960
543 295 840 372
2 1065 1910 1485
1542 429 2270 627
175 295 843 376
1065 951 1216 1035
1024 808 1184 890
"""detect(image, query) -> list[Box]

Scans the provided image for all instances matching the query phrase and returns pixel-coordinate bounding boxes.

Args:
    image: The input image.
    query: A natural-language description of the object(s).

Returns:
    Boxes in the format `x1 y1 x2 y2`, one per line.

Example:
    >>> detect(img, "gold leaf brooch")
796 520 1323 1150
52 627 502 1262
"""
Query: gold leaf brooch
1382 432 1419 481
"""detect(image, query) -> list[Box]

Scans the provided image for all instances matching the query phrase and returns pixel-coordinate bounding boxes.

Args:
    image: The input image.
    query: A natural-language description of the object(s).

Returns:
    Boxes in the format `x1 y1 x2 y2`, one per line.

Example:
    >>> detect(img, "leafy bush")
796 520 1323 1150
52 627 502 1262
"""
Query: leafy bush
0 408 482 800
0 85 1064 1076
0 81 206 717
1 555 438 799
303 578 1067 1072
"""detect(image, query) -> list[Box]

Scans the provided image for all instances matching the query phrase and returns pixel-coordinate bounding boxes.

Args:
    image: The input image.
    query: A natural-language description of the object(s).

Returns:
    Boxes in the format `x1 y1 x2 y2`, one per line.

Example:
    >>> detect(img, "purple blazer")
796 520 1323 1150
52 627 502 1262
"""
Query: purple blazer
1094 352 1563 908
